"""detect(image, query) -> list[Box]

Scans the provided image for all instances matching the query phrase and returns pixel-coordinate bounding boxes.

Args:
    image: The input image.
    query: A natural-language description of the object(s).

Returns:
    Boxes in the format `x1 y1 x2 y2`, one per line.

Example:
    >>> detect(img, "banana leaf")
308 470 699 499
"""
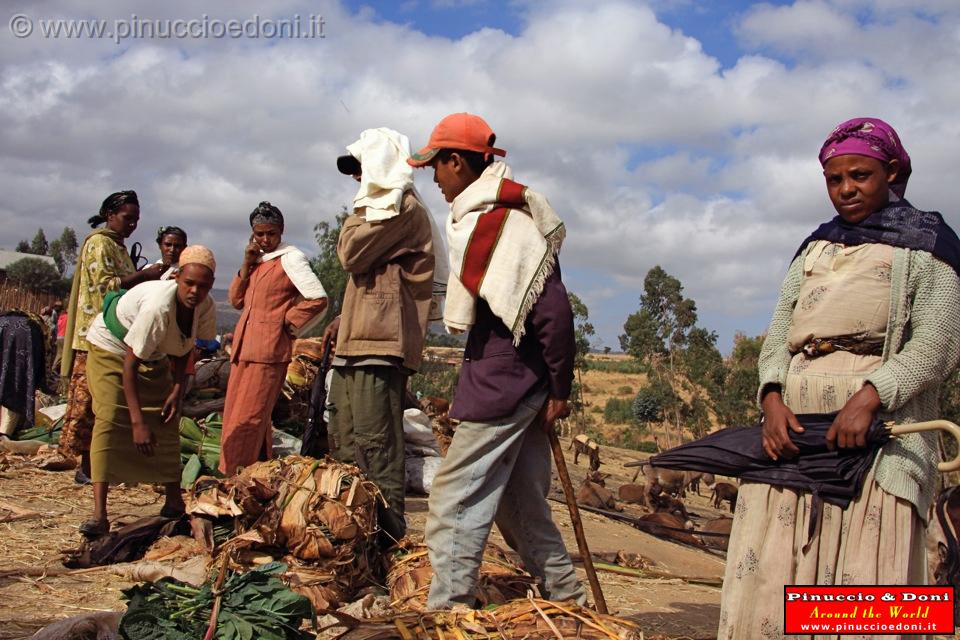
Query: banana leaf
180 415 223 478
181 454 202 489
15 416 63 444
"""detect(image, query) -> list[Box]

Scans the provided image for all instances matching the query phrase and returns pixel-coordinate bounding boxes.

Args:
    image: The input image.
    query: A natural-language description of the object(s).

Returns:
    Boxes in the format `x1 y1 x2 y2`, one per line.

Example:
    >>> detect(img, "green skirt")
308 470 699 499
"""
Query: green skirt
87 345 180 484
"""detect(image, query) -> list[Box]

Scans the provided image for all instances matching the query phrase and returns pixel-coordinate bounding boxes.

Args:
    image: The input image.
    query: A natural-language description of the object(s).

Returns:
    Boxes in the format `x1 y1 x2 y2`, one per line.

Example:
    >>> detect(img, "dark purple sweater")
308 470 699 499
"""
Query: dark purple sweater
449 266 575 422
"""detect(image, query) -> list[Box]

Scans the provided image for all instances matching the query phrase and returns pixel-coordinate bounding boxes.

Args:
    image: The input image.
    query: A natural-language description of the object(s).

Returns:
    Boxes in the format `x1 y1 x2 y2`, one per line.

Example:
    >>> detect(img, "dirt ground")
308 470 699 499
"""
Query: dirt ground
0 438 730 640
4 439 954 639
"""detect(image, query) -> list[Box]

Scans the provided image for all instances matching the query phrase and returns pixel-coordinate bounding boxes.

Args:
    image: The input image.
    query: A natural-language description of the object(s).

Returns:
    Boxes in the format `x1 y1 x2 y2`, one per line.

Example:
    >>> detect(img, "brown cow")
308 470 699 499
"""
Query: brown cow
576 478 621 511
635 512 700 546
699 516 733 551
650 489 689 521
711 482 739 513
585 470 609 486
617 483 649 507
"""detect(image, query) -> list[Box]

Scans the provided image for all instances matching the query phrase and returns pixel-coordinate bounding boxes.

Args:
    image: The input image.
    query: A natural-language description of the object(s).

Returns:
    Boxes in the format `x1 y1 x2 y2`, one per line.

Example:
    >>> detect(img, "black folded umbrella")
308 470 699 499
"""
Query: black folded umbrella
648 413 890 510
300 340 333 457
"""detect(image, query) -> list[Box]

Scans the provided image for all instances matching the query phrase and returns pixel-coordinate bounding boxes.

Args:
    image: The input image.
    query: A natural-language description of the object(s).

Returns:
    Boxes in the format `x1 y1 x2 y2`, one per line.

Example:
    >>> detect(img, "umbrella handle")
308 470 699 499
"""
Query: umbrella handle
888 420 960 472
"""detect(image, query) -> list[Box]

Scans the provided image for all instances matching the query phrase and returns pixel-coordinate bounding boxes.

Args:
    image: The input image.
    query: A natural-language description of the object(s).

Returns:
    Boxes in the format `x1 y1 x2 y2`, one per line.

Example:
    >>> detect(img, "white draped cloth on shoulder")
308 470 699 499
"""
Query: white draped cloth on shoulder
444 162 565 344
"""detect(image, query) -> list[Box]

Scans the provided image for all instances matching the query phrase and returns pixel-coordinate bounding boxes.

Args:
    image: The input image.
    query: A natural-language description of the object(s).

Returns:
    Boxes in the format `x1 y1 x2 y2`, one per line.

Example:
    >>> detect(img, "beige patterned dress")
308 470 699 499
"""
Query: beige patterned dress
718 241 927 640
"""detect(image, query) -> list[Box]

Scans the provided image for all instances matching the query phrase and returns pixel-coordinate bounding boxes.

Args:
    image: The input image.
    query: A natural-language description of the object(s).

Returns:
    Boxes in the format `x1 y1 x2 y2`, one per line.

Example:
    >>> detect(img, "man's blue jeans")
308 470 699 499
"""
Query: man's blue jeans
425 390 586 609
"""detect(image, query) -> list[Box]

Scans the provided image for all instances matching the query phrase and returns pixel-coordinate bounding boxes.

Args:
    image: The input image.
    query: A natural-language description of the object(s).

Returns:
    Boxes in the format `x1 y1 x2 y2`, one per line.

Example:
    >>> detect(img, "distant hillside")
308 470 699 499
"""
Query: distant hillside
210 288 240 334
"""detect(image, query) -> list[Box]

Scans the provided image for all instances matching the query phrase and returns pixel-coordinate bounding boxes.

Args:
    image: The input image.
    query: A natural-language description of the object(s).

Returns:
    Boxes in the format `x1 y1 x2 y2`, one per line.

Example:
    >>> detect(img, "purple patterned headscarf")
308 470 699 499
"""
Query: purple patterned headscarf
800 118 960 276
818 117 912 197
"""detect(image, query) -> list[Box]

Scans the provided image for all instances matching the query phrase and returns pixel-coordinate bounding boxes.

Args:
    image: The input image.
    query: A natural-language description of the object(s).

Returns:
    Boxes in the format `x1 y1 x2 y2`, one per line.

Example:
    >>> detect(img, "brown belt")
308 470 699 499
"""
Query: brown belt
801 336 884 358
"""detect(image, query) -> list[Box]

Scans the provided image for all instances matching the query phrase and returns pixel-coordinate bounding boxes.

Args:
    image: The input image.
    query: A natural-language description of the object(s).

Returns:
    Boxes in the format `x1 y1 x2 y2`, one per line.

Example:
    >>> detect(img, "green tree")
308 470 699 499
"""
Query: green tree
309 207 349 327
48 239 65 274
58 227 79 269
14 240 30 253
714 332 765 428
424 329 464 347
619 266 706 445
5 257 68 295
568 292 595 373
30 229 48 256
682 326 725 390
567 292 595 434
684 394 712 439
619 266 698 366
632 386 663 426
603 397 634 424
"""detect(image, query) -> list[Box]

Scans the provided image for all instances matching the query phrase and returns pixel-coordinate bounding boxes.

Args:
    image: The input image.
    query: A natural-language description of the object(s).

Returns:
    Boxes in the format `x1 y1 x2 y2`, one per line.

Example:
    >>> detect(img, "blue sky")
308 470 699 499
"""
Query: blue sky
1 0 958 354
354 0 791 69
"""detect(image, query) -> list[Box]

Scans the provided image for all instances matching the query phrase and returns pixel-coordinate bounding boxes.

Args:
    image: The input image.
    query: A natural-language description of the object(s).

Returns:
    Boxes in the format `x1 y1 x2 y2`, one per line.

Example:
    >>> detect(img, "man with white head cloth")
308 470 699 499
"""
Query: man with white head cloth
324 127 444 544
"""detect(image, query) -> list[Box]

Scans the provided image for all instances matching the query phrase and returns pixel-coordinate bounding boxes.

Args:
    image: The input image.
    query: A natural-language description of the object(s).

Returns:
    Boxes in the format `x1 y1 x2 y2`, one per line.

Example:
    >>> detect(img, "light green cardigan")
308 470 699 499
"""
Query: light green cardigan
758 245 960 517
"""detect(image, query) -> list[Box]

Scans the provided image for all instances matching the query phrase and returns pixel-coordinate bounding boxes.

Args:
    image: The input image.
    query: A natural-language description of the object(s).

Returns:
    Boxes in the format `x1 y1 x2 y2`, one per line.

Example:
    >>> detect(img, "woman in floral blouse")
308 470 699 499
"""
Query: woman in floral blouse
60 191 166 482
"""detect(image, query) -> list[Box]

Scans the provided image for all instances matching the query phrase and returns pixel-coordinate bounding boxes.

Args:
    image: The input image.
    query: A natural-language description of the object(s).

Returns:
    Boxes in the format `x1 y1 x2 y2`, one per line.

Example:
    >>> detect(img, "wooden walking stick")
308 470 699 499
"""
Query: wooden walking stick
546 426 608 613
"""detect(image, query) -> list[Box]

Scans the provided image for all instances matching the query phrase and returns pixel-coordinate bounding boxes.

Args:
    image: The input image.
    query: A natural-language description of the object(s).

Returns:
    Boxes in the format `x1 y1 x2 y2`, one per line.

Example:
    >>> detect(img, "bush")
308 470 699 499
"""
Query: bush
588 359 644 374
603 397 634 424
586 430 605 446
632 387 664 425
409 361 459 403
605 426 659 453
634 441 660 453
617 385 633 395
590 406 603 414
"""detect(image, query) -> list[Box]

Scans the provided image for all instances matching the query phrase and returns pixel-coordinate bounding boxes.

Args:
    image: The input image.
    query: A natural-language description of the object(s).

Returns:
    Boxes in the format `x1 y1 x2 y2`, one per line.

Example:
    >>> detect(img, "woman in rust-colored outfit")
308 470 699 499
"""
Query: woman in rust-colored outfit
219 202 327 474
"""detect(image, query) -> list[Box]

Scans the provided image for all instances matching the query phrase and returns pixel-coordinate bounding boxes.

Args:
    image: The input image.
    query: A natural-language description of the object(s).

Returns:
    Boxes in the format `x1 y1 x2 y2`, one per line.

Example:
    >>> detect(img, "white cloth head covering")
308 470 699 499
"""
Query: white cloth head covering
346 128 415 222
343 127 450 321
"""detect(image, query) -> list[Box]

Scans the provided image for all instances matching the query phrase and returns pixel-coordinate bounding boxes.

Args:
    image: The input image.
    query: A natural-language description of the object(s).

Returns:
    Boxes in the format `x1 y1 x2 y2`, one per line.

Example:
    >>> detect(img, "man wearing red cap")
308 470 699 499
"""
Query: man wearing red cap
409 113 585 609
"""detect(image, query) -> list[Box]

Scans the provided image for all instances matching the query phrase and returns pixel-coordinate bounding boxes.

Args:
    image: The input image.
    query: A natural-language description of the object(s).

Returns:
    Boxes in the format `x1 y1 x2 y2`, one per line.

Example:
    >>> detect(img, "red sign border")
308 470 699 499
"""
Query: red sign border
783 585 956 636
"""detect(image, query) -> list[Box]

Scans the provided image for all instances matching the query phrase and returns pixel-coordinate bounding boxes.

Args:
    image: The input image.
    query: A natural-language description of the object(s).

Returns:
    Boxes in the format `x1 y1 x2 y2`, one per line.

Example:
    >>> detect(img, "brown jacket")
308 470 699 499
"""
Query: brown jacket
335 190 435 371
229 259 327 364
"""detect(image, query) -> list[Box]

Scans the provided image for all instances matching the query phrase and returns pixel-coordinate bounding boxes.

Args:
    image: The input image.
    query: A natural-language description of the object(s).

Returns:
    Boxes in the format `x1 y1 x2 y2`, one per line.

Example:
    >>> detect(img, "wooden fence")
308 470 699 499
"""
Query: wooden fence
0 282 63 314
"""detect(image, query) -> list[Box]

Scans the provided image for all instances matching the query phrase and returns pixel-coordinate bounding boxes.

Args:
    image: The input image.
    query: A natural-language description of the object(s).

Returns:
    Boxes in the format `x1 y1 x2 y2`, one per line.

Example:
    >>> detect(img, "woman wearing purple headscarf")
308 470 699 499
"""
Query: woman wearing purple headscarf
719 118 960 639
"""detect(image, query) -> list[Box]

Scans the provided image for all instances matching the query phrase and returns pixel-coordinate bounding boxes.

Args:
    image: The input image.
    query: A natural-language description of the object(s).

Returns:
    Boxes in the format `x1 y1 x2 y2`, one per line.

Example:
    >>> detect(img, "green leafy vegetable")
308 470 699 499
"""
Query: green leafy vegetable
119 562 313 640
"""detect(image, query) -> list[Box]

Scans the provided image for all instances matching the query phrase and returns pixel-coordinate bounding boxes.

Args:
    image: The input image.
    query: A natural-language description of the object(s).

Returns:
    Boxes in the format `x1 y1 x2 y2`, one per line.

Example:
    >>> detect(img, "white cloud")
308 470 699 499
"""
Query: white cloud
0 0 958 350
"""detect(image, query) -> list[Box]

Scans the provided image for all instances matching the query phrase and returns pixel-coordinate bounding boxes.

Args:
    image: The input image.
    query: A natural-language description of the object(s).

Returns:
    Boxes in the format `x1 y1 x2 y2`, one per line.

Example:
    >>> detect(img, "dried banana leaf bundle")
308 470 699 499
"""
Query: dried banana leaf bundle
332 597 644 639
187 456 383 610
385 537 537 613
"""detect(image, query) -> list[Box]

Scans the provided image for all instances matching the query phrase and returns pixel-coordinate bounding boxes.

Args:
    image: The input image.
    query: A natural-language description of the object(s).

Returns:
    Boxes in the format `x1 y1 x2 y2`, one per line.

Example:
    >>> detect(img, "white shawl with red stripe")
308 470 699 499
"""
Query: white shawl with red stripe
444 162 565 344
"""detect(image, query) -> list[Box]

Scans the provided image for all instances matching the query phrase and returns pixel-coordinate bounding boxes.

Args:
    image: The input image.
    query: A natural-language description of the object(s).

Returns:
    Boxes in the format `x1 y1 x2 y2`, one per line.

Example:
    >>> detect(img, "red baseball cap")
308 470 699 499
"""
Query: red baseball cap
407 113 506 167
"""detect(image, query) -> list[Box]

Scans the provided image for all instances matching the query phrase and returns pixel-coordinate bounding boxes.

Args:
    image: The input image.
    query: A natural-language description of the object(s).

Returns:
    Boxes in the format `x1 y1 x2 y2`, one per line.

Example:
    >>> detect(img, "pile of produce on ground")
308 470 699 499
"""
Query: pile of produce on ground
187 455 383 610
119 561 314 640
179 413 223 488
385 537 537 612
324 597 644 639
